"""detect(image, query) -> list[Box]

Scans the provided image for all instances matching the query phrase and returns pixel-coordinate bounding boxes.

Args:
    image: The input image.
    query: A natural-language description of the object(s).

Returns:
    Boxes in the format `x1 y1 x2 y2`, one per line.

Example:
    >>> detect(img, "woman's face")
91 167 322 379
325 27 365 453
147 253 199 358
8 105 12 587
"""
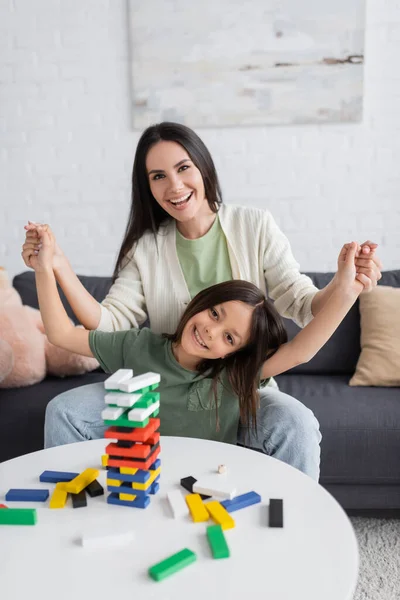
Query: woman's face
146 140 210 223
181 301 254 361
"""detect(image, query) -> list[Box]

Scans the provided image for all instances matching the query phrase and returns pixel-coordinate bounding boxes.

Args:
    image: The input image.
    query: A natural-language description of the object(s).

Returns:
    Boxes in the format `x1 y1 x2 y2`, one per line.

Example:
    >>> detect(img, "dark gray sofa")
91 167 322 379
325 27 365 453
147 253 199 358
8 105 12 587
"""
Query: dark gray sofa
1 270 399 513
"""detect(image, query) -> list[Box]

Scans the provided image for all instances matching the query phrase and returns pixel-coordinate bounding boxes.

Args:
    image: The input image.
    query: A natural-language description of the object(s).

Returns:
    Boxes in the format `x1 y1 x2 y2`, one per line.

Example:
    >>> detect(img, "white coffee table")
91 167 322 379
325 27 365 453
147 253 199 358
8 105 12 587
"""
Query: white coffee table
0 437 358 600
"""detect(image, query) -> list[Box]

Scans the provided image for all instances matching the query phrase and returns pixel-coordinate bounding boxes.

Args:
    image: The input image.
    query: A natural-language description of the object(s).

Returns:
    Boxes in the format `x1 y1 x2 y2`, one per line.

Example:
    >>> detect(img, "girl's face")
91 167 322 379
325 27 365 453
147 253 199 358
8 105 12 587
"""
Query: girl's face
181 301 254 360
146 140 211 223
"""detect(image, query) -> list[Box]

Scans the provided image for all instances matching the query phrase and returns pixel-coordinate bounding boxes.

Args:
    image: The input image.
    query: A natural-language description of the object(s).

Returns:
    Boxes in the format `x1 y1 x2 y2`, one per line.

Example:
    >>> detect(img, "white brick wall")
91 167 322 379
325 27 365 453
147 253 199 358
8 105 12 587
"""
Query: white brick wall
1 0 399 280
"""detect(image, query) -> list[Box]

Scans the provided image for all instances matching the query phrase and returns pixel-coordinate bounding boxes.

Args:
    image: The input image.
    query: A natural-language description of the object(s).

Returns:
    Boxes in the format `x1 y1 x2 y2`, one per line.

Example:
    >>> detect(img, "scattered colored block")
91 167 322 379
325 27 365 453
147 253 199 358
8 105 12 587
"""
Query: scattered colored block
206 524 230 559
193 477 236 500
80 528 135 549
49 484 68 509
104 369 133 390
148 548 196 582
180 476 211 500
119 372 160 393
63 468 99 494
205 501 235 530
39 470 79 483
71 489 87 509
5 489 49 502
85 479 104 498
0 508 37 525
269 498 283 528
167 490 189 518
221 491 261 513
185 493 209 523
107 492 150 509
0 504 8 508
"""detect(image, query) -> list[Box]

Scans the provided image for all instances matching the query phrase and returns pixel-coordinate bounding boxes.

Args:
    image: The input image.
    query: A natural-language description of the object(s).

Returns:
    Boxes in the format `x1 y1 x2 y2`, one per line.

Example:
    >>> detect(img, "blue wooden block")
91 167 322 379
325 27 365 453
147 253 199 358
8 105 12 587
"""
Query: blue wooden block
39 470 79 483
150 458 161 471
107 467 150 484
220 491 261 513
149 480 160 495
107 492 150 509
6 489 50 502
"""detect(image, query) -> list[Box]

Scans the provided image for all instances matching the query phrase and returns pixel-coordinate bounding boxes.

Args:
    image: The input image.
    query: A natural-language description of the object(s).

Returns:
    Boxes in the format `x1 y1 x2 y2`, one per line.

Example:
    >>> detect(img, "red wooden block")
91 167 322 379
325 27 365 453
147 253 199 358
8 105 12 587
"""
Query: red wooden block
106 441 152 459
107 446 161 470
104 418 160 443
147 432 160 446
0 504 8 508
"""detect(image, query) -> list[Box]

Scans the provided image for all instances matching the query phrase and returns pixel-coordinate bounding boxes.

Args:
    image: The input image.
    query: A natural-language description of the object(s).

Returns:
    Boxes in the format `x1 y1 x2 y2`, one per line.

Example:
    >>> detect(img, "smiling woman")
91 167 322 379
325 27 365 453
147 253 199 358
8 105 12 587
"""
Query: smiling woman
22 121 383 482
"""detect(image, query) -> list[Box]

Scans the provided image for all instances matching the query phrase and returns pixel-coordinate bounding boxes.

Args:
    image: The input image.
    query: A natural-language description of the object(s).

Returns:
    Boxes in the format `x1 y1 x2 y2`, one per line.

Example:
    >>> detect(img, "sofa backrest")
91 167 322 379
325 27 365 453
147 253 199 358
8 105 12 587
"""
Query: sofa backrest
13 269 400 375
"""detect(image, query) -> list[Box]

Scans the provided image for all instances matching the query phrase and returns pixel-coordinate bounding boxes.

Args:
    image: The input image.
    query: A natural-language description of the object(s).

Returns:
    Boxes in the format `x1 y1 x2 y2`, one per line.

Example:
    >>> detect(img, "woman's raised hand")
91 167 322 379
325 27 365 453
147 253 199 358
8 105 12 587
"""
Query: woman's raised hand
22 221 66 271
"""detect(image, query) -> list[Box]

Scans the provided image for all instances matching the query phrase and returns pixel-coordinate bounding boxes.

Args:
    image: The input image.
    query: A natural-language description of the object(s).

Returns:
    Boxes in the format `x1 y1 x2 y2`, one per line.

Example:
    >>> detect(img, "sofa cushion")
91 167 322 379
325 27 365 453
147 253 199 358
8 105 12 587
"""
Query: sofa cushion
349 285 400 387
276 373 400 485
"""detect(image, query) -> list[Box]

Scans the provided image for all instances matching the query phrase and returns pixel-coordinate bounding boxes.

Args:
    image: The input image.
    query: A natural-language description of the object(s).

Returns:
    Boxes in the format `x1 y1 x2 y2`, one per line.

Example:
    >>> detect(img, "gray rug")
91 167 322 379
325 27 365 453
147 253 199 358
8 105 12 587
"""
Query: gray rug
351 517 400 599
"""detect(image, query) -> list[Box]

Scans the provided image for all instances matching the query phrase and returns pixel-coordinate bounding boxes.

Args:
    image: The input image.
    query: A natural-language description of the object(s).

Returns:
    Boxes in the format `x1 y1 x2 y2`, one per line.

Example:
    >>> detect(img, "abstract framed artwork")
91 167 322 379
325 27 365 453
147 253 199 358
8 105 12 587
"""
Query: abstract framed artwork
128 0 365 128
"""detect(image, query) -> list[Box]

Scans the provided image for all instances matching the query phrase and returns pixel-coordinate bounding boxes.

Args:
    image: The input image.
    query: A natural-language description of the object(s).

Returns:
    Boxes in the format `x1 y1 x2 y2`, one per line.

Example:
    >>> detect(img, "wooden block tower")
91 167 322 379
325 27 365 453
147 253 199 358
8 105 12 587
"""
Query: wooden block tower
101 369 161 509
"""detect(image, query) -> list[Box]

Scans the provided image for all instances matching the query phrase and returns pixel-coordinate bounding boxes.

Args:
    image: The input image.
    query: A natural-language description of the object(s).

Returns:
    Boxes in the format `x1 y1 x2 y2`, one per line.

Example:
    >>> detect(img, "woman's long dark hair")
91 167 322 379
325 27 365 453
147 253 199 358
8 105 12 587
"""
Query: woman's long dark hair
165 280 288 432
113 122 223 281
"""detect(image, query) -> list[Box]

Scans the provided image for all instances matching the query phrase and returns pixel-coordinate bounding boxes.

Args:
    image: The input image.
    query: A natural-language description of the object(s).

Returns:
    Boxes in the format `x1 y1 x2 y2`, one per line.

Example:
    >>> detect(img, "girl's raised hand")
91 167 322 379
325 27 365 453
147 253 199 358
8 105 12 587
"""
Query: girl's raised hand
25 224 55 273
336 242 365 295
22 221 65 271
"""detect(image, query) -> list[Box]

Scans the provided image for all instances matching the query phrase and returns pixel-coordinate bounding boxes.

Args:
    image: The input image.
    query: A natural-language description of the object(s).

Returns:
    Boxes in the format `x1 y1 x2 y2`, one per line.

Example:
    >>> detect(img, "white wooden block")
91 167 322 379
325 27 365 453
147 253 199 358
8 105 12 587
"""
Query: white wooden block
80 529 134 549
127 401 160 422
193 477 237 500
104 369 133 390
118 372 160 393
104 392 142 408
101 406 124 420
167 490 189 518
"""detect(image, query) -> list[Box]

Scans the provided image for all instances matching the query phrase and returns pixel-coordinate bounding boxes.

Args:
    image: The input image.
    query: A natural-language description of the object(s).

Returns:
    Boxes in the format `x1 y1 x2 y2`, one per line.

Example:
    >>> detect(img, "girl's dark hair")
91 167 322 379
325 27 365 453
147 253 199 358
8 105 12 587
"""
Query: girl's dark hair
113 122 223 281
165 280 288 432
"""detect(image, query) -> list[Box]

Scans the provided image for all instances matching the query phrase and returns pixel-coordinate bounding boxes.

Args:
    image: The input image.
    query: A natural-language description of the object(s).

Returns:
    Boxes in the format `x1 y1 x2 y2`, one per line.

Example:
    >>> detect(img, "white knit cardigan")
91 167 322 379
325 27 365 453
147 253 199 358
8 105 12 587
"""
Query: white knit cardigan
98 204 318 334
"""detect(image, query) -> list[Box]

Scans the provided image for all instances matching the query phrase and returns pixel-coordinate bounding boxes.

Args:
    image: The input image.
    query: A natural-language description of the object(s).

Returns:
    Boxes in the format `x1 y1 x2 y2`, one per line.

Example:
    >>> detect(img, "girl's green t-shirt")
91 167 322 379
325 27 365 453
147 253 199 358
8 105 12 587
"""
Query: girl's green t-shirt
89 328 240 444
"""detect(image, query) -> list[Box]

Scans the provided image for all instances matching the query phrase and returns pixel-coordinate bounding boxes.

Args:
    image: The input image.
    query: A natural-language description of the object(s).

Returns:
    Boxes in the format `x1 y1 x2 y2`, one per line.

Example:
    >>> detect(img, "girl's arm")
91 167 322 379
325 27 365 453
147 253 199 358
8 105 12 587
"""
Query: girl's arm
261 242 363 379
23 223 102 330
32 229 94 358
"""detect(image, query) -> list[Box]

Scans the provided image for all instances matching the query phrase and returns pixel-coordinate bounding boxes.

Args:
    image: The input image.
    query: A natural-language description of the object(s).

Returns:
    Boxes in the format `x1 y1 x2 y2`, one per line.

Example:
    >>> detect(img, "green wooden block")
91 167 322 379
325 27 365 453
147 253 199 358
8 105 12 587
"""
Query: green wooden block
134 392 160 409
148 548 197 581
153 408 160 417
0 508 37 526
206 524 230 559
104 414 149 428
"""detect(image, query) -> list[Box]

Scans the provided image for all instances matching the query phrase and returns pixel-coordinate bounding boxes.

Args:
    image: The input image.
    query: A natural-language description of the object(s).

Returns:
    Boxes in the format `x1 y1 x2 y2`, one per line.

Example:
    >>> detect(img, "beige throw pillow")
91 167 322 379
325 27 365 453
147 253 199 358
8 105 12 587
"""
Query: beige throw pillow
349 286 400 386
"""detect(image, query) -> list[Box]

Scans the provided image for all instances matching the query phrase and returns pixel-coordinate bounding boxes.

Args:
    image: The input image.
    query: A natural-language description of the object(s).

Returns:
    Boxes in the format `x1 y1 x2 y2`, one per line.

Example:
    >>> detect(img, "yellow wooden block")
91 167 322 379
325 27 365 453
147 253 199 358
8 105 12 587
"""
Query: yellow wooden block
101 455 108 467
186 493 209 523
120 493 136 501
205 500 235 530
49 483 68 509
64 468 99 494
120 467 138 475
132 467 161 491
106 478 122 487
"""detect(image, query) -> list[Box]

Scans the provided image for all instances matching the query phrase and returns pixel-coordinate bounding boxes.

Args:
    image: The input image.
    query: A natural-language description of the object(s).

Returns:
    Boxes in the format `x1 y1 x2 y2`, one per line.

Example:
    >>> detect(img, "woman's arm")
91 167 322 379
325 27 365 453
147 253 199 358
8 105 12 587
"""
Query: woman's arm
261 242 363 379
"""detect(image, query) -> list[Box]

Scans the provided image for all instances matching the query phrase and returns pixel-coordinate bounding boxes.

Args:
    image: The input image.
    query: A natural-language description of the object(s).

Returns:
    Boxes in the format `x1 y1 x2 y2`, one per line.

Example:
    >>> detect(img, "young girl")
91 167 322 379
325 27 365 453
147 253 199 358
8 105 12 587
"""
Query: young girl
33 226 363 444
